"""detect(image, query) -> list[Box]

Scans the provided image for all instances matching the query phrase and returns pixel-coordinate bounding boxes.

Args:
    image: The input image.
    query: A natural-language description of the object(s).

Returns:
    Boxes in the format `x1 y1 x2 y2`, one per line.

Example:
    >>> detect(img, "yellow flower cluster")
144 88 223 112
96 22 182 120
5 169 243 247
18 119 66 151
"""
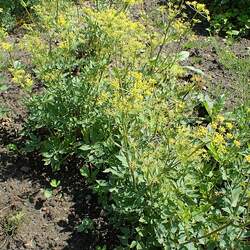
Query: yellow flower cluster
245 155 250 163
106 72 155 114
34 1 77 30
175 125 208 164
84 7 149 60
195 125 207 138
191 113 244 162
186 1 210 20
1 42 13 52
9 68 33 89
173 20 188 34
58 15 67 28
213 132 226 145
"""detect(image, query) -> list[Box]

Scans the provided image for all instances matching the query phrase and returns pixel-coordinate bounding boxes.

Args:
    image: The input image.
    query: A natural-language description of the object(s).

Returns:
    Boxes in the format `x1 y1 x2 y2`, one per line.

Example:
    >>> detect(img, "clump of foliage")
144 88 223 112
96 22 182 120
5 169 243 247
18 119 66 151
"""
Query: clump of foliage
170 0 249 37
1 0 250 249
0 0 39 30
1 210 25 236
200 0 250 37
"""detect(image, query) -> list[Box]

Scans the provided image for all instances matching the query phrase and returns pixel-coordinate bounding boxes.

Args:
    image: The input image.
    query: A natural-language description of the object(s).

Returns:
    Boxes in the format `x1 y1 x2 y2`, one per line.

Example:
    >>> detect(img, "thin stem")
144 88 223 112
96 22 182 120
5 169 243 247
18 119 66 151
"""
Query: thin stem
181 220 234 246
56 0 59 24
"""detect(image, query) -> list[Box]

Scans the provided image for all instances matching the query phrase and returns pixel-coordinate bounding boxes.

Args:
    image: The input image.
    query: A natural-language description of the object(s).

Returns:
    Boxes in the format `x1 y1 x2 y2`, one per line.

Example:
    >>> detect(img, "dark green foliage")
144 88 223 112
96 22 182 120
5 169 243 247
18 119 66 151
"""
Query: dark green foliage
0 0 38 30
205 0 250 37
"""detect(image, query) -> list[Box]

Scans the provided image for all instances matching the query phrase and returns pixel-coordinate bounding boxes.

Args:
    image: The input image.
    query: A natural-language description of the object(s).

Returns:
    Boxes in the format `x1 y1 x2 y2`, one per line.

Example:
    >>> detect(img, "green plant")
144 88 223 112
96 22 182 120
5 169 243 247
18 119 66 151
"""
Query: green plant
50 179 61 188
205 0 250 37
77 218 95 233
1 210 25 237
0 0 39 30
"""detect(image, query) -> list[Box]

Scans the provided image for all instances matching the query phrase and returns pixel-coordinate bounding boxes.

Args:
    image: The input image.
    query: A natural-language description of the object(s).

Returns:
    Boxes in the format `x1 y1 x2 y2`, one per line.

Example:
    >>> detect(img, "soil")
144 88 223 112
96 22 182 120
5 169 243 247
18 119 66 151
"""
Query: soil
0 5 249 249
183 37 250 108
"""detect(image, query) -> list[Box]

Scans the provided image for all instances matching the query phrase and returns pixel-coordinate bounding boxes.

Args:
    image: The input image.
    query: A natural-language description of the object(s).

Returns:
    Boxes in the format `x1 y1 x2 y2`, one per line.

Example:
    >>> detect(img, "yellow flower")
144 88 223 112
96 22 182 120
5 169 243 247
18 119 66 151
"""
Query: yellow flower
219 126 226 133
169 138 175 145
186 1 210 20
213 133 225 145
226 133 233 140
1 42 12 52
58 41 68 49
233 140 241 148
211 122 218 130
173 20 187 33
110 79 120 89
216 115 225 123
97 91 109 105
196 3 206 12
196 126 207 138
245 155 250 163
218 145 227 154
25 77 33 88
226 122 233 130
123 0 142 5
58 15 67 27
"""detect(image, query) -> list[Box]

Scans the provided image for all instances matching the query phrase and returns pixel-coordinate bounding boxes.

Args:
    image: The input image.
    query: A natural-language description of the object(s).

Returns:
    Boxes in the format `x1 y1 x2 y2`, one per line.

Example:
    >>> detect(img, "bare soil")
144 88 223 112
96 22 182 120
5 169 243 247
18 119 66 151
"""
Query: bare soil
184 37 250 108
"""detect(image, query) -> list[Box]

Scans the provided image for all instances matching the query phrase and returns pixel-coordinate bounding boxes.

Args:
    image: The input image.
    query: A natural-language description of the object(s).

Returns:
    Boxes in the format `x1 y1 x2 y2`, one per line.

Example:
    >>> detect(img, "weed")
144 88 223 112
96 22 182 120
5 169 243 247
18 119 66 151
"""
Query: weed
1 210 25 237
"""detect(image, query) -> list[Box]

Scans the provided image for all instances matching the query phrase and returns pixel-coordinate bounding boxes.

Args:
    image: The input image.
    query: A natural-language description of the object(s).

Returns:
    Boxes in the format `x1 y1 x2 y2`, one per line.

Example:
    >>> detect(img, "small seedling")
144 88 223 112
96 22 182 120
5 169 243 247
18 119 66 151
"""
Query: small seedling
43 188 53 199
7 143 18 152
77 218 94 233
43 179 61 199
50 179 61 188
1 210 25 237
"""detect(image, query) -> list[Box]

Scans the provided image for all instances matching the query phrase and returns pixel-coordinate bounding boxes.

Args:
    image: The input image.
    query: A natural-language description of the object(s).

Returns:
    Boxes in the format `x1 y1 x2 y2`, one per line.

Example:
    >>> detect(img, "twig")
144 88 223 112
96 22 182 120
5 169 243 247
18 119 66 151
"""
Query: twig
0 237 7 250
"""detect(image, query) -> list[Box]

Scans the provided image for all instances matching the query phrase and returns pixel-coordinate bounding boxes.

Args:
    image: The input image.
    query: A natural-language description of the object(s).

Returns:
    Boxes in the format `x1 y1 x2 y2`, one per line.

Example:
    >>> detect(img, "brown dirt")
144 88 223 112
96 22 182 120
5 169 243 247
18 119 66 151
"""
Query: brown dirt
183 37 250 108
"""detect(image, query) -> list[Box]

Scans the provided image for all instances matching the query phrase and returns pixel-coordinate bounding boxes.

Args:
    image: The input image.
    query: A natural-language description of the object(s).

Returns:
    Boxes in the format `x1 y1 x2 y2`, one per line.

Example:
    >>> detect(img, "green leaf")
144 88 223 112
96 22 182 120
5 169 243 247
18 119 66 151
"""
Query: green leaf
20 0 27 8
80 167 89 178
178 51 190 61
231 187 241 208
79 144 92 151
50 179 61 188
136 242 143 250
139 217 147 224
203 94 214 117
0 83 8 92
7 143 18 152
77 218 94 233
184 65 205 75
43 188 53 199
116 153 129 168
130 241 137 249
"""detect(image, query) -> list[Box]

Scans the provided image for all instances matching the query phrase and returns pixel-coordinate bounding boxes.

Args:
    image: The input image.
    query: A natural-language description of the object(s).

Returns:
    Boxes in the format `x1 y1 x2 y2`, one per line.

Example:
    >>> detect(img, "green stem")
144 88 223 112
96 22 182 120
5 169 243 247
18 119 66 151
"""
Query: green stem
56 0 59 24
181 220 234 246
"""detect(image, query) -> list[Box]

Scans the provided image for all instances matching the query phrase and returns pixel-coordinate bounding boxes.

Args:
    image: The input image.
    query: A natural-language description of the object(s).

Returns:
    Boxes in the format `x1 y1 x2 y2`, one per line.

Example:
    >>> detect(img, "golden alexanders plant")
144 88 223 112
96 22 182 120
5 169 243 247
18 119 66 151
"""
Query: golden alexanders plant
3 0 249 249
